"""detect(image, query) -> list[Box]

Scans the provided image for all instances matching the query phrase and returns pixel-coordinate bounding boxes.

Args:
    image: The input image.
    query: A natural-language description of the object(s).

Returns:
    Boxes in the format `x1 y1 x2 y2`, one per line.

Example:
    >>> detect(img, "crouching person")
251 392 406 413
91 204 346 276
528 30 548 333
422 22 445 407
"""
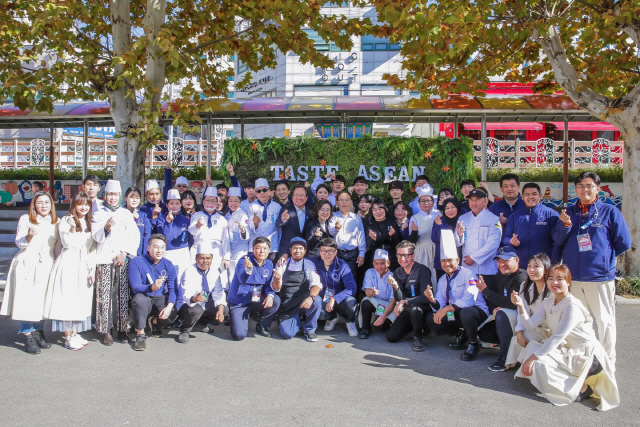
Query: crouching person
128 234 178 351
425 230 489 361
358 249 398 339
176 243 228 343
228 237 281 341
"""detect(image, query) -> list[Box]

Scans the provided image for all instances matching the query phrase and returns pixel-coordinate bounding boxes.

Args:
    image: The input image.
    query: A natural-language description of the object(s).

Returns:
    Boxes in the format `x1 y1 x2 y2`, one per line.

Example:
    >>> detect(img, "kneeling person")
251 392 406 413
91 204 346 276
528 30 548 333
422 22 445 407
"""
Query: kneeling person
228 237 281 341
128 234 178 351
359 249 399 339
273 238 323 341
425 230 489 360
176 243 228 343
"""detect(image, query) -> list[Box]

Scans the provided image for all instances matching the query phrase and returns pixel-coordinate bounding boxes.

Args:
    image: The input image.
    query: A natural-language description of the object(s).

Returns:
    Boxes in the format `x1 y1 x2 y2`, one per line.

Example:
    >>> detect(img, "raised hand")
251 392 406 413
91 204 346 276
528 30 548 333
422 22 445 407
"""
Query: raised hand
510 234 520 247
424 285 435 301
499 212 507 225
434 213 442 226
236 220 246 234
334 219 343 231
167 210 175 223
132 208 139 220
388 226 395 236
253 212 261 228
284 166 292 179
314 227 323 237
410 219 418 232
243 256 253 269
401 219 409 230
105 216 116 232
559 209 571 226
368 228 377 241
26 225 38 243
226 162 234 174
166 157 172 168
387 275 398 290
456 221 465 238
511 290 524 308
197 216 206 229
281 209 290 222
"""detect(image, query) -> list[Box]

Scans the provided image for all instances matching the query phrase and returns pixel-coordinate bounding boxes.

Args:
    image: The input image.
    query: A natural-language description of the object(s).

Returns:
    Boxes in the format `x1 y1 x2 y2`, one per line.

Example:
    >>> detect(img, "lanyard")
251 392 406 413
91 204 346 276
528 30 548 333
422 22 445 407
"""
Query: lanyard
444 268 461 305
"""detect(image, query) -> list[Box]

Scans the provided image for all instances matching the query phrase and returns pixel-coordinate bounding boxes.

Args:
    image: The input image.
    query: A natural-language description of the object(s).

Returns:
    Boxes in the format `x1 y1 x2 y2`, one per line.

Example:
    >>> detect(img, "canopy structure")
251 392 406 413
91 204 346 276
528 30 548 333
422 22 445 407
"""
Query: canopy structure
0 94 616 204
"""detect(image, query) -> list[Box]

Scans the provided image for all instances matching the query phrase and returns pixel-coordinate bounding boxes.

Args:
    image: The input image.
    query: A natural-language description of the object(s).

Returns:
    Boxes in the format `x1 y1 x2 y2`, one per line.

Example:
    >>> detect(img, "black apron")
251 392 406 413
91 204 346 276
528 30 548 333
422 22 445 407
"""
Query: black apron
278 259 311 319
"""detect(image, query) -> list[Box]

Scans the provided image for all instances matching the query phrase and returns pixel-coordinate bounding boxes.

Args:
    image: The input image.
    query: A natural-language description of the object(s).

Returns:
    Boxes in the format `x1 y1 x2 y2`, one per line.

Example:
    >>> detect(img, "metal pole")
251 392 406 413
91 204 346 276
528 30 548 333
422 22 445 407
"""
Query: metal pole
103 139 108 168
49 124 55 199
206 114 212 175
453 115 458 138
515 138 520 171
481 113 487 181
240 118 245 139
13 139 18 168
82 119 89 179
563 114 569 206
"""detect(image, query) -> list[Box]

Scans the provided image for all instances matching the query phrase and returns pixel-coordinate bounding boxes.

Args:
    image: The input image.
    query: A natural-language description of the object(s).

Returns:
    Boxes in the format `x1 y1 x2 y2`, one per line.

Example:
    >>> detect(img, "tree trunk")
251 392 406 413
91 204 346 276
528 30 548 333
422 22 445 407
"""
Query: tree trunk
110 93 145 191
620 126 640 276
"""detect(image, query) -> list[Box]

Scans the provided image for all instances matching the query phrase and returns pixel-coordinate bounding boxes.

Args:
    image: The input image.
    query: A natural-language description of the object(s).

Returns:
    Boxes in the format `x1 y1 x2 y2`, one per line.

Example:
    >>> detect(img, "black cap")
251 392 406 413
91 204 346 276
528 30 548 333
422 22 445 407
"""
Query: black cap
494 246 518 260
468 189 487 199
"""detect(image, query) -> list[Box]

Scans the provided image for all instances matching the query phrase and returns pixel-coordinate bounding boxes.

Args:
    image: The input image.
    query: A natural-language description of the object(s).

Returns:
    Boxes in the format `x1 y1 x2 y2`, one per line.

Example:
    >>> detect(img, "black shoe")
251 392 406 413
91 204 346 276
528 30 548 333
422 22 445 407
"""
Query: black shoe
24 333 41 354
178 332 190 344
412 336 426 352
224 315 230 326
488 356 507 372
575 385 593 402
358 330 371 339
102 332 114 346
118 331 129 344
255 323 272 338
461 342 479 361
147 317 163 338
448 329 469 349
305 332 318 342
32 330 51 349
200 323 213 334
134 334 147 351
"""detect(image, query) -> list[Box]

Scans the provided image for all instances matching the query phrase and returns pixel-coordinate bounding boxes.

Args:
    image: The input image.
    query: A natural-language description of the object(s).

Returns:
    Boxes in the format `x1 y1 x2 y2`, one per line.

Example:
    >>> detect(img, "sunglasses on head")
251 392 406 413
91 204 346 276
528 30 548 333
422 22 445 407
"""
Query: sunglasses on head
256 188 269 194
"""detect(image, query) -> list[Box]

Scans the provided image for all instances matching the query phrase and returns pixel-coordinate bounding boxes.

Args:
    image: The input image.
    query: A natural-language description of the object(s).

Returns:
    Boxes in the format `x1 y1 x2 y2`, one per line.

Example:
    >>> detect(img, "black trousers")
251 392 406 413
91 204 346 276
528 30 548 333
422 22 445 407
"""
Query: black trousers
426 306 488 343
267 252 278 262
337 248 359 285
130 293 177 331
360 299 391 331
386 302 430 343
319 296 357 323
477 310 513 358
178 298 229 333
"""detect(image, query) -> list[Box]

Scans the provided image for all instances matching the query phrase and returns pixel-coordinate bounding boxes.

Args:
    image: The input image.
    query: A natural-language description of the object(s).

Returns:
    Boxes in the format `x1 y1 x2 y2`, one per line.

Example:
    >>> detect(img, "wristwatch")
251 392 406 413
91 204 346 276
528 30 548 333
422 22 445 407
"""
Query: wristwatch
310 295 317 301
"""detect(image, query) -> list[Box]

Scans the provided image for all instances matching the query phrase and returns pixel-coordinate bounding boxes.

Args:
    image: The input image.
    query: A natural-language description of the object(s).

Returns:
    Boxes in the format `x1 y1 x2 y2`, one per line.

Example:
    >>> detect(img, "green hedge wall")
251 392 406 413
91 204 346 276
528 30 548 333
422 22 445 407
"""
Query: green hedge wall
221 135 475 202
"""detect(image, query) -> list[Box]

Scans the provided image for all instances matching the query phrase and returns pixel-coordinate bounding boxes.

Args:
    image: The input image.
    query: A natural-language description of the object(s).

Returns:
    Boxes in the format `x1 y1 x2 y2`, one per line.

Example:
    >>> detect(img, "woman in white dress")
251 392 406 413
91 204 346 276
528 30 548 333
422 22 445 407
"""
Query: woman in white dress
513 264 619 411
505 253 551 368
408 185 438 285
0 191 59 354
44 192 96 350
225 187 249 287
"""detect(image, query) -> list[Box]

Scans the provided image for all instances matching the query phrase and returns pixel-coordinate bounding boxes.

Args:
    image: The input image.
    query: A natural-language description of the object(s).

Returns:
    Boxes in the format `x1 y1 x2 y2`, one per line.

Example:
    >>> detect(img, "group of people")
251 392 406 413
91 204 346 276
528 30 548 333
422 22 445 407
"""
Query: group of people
0 161 631 411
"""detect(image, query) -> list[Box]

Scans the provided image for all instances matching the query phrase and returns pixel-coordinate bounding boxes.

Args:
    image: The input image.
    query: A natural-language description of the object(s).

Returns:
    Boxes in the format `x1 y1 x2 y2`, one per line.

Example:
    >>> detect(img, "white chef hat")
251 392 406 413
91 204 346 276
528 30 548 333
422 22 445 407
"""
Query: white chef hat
439 229 459 260
195 242 213 255
176 176 189 186
228 187 242 198
145 179 160 193
104 180 121 193
203 187 218 198
254 178 269 189
373 249 389 262
167 189 180 201
416 184 434 198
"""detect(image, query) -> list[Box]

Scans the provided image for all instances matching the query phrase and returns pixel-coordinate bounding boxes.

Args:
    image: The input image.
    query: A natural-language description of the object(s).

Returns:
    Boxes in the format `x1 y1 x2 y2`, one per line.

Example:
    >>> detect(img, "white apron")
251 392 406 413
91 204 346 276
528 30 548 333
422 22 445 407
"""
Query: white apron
165 246 191 282
358 296 396 328
410 210 437 285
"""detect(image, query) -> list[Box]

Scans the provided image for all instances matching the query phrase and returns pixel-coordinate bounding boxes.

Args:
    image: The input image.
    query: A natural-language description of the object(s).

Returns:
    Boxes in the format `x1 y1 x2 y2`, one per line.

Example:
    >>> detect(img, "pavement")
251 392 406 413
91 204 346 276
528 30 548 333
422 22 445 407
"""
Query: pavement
0 306 638 427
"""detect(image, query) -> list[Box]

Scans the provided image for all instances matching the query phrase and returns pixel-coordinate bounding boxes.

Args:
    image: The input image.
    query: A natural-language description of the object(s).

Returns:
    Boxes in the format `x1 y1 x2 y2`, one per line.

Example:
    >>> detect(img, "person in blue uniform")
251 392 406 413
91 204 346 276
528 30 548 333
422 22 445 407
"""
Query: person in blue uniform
273 237 323 341
157 188 192 280
489 173 524 226
553 171 631 365
502 183 560 268
140 179 167 233
359 249 399 339
124 186 151 257
309 238 358 337
128 234 179 351
227 236 281 341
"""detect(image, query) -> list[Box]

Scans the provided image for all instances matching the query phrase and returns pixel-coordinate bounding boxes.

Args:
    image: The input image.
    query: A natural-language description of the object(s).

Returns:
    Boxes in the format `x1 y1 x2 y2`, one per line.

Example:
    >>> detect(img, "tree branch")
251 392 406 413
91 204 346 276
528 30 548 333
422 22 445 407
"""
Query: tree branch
186 19 269 53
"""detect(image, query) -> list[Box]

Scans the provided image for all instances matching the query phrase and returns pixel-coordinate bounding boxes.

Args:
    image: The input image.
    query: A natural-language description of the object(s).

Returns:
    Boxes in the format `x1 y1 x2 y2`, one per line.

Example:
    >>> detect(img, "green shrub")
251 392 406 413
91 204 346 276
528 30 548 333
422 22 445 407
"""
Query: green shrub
474 166 623 183
617 275 640 297
221 135 476 202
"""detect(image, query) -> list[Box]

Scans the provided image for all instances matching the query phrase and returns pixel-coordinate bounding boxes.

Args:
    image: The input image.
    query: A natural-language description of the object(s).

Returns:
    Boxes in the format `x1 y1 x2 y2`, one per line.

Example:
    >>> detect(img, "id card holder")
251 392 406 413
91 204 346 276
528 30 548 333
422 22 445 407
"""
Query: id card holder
376 304 385 316
410 284 415 297
202 290 210 301
504 288 508 297
324 289 335 303
578 233 593 252
252 287 261 302
447 311 455 322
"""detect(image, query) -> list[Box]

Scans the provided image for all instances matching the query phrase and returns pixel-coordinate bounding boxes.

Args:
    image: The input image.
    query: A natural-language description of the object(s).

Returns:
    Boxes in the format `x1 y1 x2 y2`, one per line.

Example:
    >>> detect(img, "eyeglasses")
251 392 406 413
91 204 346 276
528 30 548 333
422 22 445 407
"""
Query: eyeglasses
419 199 434 204
175 184 188 188
255 188 269 194
320 249 337 255
397 253 414 259
338 198 351 203
576 184 597 190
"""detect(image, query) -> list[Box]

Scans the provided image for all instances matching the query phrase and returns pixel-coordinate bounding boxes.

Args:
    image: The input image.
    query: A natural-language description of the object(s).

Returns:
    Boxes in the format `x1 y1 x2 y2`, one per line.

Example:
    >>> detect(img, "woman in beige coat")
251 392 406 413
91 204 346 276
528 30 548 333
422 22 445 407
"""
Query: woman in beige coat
513 264 619 411
0 192 59 354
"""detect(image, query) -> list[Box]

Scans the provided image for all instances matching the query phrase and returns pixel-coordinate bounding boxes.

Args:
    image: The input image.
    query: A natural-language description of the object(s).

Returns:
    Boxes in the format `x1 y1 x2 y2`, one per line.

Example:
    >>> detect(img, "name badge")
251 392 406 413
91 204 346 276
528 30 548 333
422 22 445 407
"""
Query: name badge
376 304 385 316
410 284 415 297
202 290 210 301
578 233 593 252
252 287 262 302
447 311 455 321
323 289 335 303
503 288 508 297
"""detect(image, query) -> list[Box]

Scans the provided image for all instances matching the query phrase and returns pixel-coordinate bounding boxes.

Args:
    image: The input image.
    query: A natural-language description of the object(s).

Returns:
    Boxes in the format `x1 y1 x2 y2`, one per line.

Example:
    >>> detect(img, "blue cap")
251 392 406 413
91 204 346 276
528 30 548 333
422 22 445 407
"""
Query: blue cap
494 246 518 260
289 237 307 249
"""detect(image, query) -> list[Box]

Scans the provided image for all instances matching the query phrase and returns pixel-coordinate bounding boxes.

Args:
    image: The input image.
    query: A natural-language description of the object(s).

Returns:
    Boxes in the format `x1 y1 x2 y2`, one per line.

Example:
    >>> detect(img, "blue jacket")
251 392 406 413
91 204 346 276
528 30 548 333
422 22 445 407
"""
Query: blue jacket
132 208 152 257
140 201 168 234
163 168 172 201
156 212 192 250
502 202 560 269
489 195 524 220
431 221 462 272
275 202 312 257
227 253 276 306
128 254 178 304
310 256 357 303
553 200 631 282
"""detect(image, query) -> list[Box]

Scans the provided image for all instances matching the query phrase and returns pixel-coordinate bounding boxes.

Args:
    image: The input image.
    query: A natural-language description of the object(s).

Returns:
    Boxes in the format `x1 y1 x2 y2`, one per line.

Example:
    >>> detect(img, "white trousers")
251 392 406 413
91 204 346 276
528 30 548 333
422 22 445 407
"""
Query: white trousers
571 279 616 365
164 247 191 283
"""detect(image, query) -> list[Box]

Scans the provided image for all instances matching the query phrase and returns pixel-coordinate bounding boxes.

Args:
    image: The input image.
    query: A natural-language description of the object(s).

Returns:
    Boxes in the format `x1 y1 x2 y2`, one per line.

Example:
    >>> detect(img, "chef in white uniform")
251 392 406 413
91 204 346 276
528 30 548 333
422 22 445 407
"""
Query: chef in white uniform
188 187 230 271
225 187 250 287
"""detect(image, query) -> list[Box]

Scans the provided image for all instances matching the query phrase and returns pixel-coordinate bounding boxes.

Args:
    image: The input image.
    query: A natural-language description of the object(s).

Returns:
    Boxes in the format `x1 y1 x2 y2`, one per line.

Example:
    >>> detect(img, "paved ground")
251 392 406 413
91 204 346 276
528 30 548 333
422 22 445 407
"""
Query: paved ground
0 305 638 427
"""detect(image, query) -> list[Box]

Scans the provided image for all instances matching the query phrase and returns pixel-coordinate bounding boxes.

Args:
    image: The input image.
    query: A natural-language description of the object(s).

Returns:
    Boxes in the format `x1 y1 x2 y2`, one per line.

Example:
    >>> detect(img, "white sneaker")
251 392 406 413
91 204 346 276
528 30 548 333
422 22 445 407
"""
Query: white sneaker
65 336 83 351
324 318 338 331
346 322 358 337
75 334 88 346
